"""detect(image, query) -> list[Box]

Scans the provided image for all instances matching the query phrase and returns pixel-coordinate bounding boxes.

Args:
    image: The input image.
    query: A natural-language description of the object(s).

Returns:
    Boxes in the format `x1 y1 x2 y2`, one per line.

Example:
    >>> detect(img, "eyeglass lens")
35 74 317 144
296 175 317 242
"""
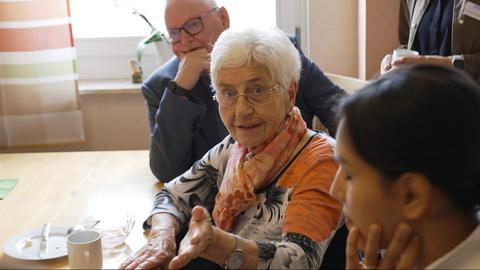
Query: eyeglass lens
167 18 204 43
217 86 278 106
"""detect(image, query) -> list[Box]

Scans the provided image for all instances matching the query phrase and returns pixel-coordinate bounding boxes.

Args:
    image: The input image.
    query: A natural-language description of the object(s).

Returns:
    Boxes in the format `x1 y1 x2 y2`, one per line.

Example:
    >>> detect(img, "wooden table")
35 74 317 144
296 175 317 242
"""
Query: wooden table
0 150 162 269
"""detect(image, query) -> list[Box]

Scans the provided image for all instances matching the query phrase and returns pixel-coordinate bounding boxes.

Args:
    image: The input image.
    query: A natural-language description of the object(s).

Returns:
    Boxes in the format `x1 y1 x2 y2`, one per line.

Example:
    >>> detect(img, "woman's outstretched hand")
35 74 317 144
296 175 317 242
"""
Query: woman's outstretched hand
119 226 176 270
346 223 420 269
168 206 216 269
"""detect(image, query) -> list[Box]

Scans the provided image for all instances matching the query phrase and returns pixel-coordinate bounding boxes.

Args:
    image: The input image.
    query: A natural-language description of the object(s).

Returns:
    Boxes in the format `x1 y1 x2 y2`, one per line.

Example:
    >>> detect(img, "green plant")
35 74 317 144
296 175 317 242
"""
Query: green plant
113 0 169 64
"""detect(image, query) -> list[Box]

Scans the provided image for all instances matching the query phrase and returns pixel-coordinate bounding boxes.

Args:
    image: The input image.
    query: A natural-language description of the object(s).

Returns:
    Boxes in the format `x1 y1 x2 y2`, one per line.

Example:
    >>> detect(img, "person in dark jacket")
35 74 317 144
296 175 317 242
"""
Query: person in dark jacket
381 0 480 85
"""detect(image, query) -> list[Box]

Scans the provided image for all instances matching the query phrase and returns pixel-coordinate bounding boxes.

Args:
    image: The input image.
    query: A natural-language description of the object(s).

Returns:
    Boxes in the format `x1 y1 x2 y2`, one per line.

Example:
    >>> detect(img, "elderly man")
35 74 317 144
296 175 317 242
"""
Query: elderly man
143 0 346 182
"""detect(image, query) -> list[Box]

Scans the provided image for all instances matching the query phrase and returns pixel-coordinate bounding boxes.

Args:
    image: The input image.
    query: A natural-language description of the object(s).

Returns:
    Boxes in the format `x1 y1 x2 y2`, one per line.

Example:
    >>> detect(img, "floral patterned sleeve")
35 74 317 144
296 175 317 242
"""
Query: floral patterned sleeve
143 136 235 231
256 233 330 269
254 135 342 269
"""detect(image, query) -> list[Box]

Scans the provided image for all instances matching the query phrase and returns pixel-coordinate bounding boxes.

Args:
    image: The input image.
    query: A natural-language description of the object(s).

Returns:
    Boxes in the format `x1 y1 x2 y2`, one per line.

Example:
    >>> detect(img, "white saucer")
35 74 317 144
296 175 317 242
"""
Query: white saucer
4 226 69 260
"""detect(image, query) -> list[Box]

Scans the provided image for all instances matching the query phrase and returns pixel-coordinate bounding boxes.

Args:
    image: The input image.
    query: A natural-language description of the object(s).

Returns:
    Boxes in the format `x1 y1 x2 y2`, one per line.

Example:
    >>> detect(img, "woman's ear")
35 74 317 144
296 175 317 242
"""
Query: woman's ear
395 172 432 221
287 81 297 107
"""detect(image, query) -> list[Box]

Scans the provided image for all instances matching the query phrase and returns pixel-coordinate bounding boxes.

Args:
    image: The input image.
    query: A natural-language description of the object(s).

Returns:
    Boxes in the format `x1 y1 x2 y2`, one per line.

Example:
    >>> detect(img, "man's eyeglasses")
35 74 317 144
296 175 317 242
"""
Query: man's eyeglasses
167 8 219 44
213 84 281 107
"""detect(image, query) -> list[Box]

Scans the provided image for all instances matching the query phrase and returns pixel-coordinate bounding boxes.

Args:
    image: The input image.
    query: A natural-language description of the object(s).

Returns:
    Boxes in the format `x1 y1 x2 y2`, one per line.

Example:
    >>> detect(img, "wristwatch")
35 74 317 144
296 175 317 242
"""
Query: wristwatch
451 55 464 70
224 235 244 269
166 80 192 98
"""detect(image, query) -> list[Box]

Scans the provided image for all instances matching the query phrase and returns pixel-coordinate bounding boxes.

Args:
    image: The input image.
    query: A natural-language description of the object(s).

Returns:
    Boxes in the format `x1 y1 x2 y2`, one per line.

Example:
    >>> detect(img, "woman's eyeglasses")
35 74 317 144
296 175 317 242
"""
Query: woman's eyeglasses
166 8 218 44
213 84 281 107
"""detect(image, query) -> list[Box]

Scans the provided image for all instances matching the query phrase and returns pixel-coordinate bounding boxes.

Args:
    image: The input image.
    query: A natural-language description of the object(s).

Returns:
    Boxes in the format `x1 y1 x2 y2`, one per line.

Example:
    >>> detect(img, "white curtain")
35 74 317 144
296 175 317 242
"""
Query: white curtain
0 0 84 147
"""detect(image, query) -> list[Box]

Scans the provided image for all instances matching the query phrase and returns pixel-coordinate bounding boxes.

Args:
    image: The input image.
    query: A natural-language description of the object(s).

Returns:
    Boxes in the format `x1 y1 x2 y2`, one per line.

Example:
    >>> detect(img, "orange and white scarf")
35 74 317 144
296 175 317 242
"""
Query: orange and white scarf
212 107 307 231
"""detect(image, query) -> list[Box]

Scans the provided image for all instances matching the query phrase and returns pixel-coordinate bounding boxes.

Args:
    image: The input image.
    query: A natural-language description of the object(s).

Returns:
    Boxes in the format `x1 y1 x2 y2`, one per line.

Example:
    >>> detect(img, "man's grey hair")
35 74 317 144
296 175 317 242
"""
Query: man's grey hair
210 27 301 91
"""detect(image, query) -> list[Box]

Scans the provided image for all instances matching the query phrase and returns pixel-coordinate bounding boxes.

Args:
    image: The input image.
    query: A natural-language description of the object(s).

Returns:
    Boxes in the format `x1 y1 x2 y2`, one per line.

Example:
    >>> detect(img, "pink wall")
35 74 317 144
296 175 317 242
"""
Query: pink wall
362 0 401 79
308 0 359 77
308 0 400 80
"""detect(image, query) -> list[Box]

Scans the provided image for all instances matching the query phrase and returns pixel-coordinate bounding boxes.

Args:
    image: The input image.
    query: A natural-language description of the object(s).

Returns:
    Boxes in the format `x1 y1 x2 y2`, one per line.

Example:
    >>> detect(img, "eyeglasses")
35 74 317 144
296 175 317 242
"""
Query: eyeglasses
166 8 219 44
213 84 281 107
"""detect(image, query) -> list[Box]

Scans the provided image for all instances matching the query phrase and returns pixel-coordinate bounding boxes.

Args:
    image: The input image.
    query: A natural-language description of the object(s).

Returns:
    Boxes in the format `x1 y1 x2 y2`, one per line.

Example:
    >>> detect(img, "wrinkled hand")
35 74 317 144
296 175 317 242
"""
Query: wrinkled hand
346 223 420 269
382 54 454 75
392 55 453 70
380 54 393 74
175 48 210 90
168 206 215 269
119 227 176 270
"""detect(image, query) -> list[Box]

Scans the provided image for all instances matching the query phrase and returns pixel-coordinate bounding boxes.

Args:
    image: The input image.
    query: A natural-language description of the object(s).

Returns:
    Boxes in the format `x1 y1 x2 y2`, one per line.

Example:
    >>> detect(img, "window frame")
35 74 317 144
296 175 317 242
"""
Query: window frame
74 0 308 81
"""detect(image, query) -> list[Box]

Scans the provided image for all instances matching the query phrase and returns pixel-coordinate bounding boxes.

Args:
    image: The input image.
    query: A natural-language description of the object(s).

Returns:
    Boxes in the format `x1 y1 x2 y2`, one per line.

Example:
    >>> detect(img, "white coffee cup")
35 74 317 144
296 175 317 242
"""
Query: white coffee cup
67 230 103 269
392 49 419 62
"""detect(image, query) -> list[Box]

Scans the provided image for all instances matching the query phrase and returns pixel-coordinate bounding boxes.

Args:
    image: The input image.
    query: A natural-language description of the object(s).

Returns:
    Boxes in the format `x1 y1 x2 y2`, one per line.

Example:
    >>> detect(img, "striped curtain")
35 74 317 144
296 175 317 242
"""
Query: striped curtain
0 0 84 148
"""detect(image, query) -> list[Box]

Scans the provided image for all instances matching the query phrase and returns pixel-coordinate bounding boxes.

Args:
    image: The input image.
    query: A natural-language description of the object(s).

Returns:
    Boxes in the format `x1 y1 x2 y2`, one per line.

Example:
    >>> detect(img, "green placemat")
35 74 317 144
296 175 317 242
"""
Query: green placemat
0 178 18 199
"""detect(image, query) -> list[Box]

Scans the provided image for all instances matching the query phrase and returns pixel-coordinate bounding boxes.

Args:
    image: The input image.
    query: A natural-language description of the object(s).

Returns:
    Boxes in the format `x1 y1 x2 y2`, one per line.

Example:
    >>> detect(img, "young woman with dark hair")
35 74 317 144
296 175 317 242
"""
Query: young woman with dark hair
330 64 480 269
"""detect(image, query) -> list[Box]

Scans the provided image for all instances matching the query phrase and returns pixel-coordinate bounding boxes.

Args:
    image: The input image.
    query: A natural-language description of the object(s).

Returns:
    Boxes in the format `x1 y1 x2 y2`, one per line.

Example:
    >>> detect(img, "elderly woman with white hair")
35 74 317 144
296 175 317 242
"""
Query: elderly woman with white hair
120 27 342 270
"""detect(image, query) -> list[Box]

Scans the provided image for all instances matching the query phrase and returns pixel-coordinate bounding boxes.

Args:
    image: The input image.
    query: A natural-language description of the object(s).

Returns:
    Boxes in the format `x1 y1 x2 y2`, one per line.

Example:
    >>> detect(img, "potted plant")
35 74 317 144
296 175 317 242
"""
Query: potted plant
113 0 171 81
130 8 170 64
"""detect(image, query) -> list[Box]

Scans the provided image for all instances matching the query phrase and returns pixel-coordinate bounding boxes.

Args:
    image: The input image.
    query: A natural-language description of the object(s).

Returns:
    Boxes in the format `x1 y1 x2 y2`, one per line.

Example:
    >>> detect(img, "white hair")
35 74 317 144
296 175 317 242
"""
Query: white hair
210 27 301 91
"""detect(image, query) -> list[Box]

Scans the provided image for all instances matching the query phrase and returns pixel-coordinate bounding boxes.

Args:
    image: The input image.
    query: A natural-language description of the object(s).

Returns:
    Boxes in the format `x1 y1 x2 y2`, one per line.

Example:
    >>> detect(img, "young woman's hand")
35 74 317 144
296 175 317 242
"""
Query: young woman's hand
346 223 420 269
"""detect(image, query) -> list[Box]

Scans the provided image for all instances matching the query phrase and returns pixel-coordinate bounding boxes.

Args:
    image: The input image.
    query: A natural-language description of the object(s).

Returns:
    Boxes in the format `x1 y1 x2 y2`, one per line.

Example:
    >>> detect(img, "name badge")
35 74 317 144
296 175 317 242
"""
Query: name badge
464 1 480 21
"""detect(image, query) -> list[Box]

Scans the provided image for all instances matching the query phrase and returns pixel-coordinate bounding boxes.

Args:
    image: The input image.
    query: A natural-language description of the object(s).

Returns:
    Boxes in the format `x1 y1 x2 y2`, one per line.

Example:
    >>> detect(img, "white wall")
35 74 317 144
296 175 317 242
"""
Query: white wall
0 89 150 153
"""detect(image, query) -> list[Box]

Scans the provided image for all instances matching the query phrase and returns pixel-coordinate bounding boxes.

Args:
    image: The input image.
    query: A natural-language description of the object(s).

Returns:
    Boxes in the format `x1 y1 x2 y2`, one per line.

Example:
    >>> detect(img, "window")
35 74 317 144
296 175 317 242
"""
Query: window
70 0 305 80
71 0 276 38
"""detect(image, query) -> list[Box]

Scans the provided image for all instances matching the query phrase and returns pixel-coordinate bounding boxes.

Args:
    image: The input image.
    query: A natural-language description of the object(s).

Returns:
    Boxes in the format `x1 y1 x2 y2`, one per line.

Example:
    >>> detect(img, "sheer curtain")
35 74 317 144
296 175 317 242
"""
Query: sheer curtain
0 0 84 148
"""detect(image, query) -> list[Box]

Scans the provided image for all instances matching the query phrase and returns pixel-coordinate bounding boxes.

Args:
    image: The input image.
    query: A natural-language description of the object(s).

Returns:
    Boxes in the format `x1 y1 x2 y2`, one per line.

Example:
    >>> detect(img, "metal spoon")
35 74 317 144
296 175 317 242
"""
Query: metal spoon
66 224 85 235
66 219 101 235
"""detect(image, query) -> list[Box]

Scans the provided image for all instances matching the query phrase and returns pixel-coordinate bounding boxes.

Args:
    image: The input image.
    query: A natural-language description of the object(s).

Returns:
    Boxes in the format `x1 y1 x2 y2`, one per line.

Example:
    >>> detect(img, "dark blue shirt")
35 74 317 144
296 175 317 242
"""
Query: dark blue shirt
413 0 454 56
